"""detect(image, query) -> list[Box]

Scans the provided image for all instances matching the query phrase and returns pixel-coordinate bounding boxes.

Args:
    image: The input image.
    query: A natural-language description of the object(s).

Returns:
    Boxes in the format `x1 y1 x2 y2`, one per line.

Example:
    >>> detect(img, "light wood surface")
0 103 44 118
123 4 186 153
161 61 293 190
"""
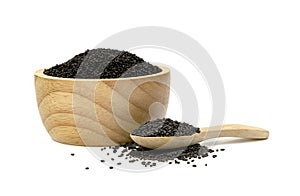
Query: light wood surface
34 66 170 146
130 124 269 149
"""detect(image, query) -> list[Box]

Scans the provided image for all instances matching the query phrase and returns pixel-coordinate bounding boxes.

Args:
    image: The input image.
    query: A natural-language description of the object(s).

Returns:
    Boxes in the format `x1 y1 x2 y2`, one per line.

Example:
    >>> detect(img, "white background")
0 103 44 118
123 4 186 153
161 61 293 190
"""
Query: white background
0 0 299 195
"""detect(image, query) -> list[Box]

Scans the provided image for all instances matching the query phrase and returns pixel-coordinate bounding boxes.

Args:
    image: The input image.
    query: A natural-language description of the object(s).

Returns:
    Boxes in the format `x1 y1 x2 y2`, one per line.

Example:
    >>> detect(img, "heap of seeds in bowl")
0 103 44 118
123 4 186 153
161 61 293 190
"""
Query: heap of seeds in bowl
43 48 162 79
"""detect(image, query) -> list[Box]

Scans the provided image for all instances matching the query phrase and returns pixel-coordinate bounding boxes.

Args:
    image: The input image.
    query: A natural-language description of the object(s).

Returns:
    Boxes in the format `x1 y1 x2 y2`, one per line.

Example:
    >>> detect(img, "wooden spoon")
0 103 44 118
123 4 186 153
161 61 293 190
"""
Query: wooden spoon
130 124 269 149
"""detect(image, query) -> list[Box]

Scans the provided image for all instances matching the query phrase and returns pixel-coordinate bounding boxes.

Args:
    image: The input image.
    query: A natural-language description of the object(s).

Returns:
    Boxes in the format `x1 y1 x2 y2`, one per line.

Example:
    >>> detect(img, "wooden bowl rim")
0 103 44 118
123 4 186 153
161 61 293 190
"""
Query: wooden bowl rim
34 65 170 81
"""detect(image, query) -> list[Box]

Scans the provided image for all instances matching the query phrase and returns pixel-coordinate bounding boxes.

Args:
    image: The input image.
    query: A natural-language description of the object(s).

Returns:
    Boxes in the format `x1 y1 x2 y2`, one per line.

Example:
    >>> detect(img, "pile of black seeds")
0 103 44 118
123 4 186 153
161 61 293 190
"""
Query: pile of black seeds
95 142 225 169
125 143 209 162
43 48 162 79
131 118 200 137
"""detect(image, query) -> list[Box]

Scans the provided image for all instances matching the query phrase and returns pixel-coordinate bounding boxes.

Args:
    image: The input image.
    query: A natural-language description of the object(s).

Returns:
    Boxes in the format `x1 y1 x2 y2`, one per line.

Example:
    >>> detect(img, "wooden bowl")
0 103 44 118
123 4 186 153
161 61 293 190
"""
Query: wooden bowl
34 66 170 146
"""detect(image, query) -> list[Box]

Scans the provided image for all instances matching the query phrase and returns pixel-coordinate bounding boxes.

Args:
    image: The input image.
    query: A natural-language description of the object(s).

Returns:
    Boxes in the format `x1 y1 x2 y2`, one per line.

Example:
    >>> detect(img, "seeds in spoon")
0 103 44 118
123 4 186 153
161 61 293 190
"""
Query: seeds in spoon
131 118 200 137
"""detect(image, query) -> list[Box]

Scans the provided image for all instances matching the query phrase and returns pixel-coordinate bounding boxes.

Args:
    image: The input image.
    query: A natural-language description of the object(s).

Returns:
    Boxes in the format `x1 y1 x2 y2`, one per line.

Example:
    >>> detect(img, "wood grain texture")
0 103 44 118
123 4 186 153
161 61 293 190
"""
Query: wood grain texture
131 124 269 149
34 66 170 146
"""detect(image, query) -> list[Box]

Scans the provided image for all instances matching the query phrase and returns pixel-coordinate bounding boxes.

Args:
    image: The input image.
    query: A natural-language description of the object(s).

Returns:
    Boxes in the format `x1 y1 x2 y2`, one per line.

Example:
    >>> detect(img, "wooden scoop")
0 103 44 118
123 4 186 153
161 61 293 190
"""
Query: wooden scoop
130 124 269 149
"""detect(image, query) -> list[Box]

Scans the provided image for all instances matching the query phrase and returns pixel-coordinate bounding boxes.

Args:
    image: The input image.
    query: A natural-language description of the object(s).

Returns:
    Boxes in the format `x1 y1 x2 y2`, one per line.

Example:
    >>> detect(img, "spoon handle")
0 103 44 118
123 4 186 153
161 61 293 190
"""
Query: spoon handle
200 124 269 140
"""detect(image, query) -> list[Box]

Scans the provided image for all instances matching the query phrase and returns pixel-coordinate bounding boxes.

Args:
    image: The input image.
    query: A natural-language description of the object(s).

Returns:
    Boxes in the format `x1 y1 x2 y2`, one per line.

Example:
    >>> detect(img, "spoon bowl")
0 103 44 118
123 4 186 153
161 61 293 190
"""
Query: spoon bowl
130 124 269 149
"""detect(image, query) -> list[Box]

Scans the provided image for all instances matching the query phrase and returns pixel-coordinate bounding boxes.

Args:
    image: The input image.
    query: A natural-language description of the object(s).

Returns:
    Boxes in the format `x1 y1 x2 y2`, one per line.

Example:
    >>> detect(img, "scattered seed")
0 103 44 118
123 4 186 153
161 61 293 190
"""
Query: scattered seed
117 154 124 157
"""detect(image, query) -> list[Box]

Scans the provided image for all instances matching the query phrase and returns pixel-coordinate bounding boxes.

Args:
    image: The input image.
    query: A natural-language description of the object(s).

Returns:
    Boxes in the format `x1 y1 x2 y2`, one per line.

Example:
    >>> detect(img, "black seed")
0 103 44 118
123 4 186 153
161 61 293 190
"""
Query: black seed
187 162 190 164
85 167 89 170
169 162 172 164
107 153 109 155
132 118 199 137
202 153 209 158
111 158 115 161
70 153 75 156
205 164 207 166
109 166 114 169
43 48 162 79
118 154 124 157
192 165 197 167
117 162 122 165
220 149 225 151
100 160 105 162
212 155 217 158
